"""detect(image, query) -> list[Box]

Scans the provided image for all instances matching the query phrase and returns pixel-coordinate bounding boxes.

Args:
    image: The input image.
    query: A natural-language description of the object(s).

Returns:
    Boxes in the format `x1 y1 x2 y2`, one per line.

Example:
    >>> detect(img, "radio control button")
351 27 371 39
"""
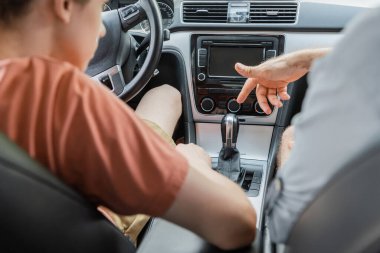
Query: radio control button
227 99 241 113
200 97 215 113
198 55 207 67
265 50 277 60
254 101 265 114
198 49 207 67
198 73 206 81
198 48 207 55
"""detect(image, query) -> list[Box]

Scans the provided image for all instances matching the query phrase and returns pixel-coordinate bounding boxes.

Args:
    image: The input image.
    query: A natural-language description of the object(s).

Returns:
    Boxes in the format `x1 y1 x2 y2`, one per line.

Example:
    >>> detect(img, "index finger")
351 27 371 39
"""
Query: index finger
237 78 258 103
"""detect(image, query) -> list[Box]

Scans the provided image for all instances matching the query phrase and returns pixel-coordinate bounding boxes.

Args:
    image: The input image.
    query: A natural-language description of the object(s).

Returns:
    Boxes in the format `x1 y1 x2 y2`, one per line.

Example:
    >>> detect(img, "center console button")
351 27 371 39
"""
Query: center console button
197 73 206 81
265 49 277 60
198 49 207 67
198 55 207 67
200 97 215 113
254 101 265 114
227 99 241 113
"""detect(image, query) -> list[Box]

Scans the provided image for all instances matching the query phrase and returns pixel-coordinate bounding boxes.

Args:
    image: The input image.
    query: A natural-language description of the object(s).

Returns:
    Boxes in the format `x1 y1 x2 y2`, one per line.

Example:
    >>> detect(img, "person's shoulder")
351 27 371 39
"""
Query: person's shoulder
28 56 100 91
2 56 109 101
2 56 87 85
4 56 75 72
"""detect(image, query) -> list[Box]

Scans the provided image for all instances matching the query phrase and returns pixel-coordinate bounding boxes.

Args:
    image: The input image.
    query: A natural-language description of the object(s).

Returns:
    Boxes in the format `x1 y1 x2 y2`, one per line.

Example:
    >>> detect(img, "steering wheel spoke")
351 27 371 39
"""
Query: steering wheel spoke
86 0 163 101
92 65 126 95
118 3 147 32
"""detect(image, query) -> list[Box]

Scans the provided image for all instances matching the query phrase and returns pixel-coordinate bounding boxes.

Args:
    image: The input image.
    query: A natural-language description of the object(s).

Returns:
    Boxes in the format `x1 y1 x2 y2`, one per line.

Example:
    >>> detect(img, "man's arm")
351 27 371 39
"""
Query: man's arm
277 126 295 169
162 144 257 250
235 48 331 114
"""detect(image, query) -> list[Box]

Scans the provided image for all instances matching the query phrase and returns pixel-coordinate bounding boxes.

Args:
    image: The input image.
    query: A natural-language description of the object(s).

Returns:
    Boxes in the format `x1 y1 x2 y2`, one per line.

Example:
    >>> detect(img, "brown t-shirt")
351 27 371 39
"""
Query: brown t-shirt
0 56 188 216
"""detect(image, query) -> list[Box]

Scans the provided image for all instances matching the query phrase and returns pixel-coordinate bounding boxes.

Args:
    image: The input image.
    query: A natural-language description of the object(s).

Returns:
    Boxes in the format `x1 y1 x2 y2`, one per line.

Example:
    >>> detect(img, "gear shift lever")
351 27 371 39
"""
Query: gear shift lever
221 114 239 158
217 114 243 183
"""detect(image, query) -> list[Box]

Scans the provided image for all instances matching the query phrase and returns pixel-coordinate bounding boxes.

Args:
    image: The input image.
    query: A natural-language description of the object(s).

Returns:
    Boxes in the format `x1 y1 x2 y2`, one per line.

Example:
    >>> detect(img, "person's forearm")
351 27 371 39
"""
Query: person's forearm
289 48 331 71
173 144 256 249
163 167 257 250
277 126 295 169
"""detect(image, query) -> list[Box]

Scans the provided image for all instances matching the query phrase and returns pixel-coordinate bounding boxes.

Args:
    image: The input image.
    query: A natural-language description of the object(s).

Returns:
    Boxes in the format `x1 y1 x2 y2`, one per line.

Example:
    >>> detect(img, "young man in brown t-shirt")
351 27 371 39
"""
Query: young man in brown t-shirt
0 0 256 250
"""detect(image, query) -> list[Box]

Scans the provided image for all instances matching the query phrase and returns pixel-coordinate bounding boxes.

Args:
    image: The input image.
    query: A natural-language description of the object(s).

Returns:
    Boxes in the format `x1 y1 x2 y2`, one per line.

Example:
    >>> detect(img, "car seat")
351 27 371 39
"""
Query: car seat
277 137 380 253
0 132 136 253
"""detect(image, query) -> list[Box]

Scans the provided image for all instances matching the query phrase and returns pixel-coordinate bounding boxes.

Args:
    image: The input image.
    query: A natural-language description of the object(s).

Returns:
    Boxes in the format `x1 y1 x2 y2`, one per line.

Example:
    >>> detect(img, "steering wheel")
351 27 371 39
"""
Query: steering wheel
86 0 163 101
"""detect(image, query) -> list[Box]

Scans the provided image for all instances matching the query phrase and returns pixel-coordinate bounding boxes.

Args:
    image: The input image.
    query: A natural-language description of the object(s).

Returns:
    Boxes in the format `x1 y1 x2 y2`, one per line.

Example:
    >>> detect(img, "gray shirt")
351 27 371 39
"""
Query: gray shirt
266 6 380 243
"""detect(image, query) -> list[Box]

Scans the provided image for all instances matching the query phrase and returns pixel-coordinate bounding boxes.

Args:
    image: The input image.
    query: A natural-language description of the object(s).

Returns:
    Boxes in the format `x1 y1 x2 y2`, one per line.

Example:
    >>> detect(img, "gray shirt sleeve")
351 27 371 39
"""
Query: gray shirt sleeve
266 6 380 243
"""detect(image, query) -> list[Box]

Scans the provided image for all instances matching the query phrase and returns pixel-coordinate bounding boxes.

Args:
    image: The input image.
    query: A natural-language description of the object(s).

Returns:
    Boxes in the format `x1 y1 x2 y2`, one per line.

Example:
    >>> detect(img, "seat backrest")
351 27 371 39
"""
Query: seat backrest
284 138 380 253
0 133 135 253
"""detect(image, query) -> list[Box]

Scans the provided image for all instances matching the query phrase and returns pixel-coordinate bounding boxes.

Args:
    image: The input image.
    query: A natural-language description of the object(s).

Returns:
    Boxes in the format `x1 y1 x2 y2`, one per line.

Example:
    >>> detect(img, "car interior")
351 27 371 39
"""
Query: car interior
1 0 380 252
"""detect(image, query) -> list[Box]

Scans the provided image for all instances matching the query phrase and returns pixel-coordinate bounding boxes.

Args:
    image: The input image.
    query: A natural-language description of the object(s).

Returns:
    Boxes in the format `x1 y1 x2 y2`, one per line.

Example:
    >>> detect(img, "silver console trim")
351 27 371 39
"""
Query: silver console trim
196 123 273 160
246 159 268 229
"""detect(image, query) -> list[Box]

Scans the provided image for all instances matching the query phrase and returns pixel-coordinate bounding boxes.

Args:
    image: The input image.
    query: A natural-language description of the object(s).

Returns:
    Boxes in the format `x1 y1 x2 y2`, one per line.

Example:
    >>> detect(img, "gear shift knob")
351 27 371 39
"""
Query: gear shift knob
218 113 243 183
221 114 239 149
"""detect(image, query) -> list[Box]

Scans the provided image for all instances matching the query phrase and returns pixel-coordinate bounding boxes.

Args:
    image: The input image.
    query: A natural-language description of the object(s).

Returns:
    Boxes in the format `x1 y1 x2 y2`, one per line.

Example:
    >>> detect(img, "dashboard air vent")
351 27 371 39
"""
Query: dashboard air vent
183 2 228 23
249 2 298 24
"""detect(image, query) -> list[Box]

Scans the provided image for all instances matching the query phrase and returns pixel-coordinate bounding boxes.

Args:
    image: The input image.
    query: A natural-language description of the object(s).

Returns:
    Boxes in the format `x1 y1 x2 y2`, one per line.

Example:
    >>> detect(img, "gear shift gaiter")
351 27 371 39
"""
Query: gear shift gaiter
217 114 244 184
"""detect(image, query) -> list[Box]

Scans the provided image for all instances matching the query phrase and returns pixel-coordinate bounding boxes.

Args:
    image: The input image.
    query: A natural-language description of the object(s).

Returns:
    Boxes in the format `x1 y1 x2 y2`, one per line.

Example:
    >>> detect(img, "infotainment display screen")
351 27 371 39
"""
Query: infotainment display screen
208 47 264 77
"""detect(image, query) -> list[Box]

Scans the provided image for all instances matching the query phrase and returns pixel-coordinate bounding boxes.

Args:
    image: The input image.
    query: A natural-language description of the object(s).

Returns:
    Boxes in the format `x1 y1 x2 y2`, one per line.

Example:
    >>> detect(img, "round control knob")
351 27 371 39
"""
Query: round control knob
200 97 215 112
227 99 241 113
198 73 206 81
254 101 265 114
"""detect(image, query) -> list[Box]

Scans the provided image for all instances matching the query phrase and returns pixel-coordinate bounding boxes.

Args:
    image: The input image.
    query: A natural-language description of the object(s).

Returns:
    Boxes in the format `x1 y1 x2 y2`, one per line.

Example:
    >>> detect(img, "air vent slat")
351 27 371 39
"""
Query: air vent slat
255 19 293 23
251 9 297 11
184 12 227 14
249 2 297 24
184 15 228 17
250 16 296 19
183 5 228 8
250 12 297 15
183 1 297 24
183 2 228 23
251 5 297 7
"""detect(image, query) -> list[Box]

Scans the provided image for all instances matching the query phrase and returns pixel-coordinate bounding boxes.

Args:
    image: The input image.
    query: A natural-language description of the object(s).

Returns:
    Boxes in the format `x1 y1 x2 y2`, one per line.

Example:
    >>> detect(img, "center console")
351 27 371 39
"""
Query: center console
187 34 284 229
137 33 284 253
192 35 284 116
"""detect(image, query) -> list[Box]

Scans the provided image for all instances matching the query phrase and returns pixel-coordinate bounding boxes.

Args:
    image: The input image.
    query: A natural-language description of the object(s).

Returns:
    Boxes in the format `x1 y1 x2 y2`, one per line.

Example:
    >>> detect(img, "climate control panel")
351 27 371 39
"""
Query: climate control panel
195 87 272 116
